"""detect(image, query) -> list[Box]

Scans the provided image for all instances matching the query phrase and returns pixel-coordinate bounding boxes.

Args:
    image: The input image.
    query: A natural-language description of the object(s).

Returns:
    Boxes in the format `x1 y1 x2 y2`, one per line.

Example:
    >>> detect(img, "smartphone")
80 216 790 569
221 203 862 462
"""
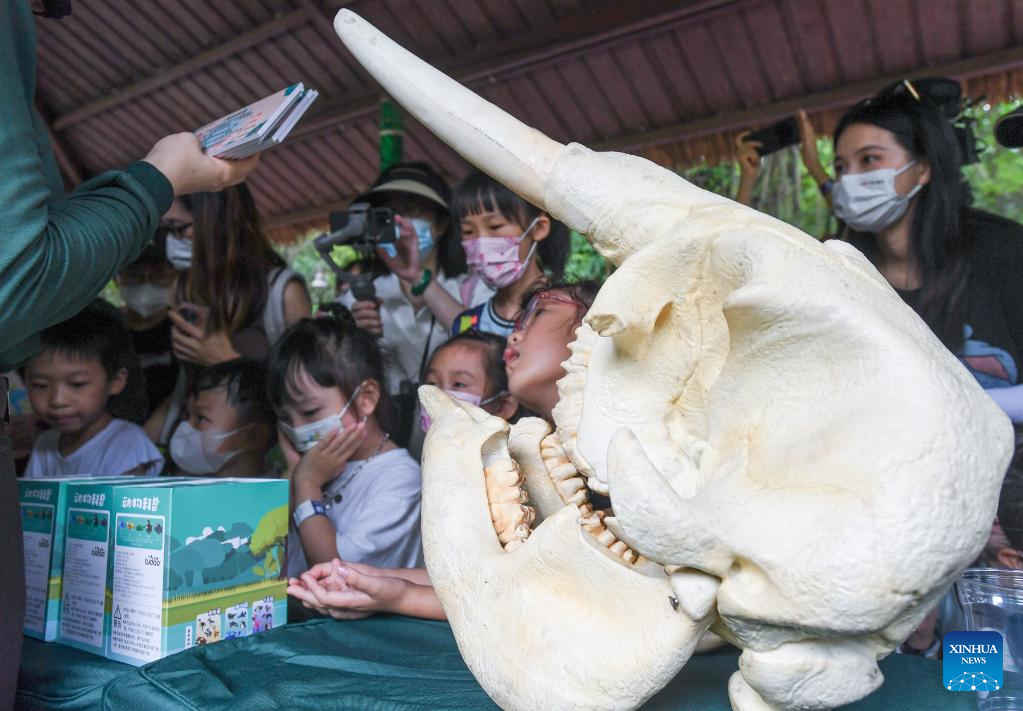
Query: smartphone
744 116 800 157
177 302 210 328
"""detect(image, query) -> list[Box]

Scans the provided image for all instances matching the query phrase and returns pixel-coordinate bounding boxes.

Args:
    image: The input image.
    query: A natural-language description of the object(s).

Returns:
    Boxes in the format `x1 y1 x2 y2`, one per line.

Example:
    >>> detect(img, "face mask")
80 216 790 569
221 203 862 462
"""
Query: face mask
120 283 169 318
166 231 193 271
170 421 245 475
462 217 539 289
832 161 923 234
379 218 434 260
280 384 363 453
420 389 506 432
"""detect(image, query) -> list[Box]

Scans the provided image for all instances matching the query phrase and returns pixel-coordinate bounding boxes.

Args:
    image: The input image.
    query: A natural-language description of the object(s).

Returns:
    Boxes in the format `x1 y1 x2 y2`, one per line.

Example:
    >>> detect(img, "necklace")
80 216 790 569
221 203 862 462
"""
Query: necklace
322 432 390 509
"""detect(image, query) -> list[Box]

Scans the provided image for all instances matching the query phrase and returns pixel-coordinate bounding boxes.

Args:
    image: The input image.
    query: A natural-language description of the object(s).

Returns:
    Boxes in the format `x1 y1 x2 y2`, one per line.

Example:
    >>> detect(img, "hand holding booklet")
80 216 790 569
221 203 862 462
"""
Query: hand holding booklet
194 83 319 159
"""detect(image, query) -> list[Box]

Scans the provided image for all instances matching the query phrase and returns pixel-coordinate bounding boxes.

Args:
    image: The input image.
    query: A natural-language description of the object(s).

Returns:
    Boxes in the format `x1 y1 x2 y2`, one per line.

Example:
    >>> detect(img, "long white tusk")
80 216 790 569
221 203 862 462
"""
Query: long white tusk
334 9 564 210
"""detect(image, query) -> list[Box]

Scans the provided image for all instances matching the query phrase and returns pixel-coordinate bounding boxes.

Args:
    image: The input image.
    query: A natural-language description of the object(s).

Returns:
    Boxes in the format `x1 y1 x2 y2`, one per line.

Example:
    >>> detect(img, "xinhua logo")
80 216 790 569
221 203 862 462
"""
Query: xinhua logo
943 631 1003 691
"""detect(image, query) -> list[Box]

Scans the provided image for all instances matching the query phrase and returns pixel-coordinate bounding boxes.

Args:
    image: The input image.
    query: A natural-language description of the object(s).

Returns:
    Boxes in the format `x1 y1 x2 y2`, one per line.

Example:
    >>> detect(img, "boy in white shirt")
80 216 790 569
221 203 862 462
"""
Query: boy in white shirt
23 302 163 478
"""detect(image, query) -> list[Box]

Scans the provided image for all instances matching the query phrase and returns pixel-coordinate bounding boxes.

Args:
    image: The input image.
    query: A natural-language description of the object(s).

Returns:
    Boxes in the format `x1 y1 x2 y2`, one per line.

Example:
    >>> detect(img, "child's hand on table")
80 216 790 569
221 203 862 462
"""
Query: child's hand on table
287 559 410 620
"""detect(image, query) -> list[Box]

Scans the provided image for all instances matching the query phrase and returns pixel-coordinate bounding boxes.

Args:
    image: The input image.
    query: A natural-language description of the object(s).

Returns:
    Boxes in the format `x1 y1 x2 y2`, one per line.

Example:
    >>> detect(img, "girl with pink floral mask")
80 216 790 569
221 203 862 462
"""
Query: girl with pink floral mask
449 171 570 339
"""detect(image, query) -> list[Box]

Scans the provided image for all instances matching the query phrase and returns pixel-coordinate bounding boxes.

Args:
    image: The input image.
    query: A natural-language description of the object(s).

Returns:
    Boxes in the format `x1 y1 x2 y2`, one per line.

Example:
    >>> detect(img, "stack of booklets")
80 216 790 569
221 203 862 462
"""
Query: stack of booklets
195 83 319 159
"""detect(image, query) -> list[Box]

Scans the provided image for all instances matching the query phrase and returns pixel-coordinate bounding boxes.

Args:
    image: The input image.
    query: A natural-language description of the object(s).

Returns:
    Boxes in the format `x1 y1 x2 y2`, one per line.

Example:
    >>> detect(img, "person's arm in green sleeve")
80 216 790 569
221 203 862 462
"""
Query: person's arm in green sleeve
0 2 258 369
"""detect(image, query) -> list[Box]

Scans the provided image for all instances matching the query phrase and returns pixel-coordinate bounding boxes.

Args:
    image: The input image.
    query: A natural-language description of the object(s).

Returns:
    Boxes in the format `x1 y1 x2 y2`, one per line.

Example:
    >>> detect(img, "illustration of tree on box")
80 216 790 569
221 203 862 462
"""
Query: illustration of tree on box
249 504 287 578
167 505 288 594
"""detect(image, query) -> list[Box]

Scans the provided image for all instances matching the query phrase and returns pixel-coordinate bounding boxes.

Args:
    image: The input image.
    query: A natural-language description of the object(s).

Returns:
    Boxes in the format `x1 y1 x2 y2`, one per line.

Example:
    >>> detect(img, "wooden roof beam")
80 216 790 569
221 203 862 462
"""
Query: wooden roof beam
53 2 320 131
290 0 756 141
599 45 1023 155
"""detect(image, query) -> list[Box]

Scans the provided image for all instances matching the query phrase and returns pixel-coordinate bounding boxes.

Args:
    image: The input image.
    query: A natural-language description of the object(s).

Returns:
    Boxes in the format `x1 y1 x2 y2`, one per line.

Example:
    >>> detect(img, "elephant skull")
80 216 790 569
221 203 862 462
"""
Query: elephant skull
334 11 1014 710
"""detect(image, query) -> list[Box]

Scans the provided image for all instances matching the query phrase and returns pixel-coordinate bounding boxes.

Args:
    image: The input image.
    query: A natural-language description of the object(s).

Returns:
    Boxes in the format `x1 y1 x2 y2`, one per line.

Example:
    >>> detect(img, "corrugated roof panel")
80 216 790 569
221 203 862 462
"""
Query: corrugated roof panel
287 24 356 92
33 54 87 114
672 22 740 112
817 0 882 84
439 0 493 48
527 65 599 141
965 0 1012 54
321 126 378 185
610 41 679 127
870 0 924 74
133 4 208 62
543 58 621 140
644 33 713 117
702 13 774 109
914 0 964 66
36 23 121 98
778 0 843 93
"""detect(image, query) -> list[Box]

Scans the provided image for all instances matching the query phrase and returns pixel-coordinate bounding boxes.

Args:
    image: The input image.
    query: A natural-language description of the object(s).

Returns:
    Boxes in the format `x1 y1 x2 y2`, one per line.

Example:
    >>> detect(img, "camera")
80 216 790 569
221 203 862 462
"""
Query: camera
313 203 398 301
877 77 984 165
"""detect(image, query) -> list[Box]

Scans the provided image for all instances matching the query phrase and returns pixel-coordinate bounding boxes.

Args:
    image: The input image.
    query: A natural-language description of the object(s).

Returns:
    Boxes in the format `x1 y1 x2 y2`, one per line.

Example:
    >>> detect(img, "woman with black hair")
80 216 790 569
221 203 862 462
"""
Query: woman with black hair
832 92 1023 423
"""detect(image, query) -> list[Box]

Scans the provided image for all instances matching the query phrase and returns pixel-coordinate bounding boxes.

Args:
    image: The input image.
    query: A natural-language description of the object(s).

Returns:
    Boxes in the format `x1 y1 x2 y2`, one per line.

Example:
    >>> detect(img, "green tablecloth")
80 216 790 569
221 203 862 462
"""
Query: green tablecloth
19 617 972 710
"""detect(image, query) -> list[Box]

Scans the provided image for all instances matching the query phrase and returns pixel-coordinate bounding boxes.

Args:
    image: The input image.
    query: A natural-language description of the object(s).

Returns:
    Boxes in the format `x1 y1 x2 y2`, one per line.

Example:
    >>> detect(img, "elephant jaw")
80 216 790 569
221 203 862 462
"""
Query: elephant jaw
418 386 710 710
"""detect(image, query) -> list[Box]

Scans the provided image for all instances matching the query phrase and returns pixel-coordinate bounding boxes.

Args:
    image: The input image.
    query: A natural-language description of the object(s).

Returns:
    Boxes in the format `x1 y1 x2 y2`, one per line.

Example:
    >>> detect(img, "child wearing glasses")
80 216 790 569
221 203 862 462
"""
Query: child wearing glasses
287 280 599 620
450 171 570 338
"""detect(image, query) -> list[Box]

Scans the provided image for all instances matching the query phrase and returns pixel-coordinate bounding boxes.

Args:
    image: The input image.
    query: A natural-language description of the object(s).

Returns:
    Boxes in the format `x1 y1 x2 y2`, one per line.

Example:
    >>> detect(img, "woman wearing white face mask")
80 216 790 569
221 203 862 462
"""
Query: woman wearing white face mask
115 229 179 418
145 187 312 447
832 92 1023 424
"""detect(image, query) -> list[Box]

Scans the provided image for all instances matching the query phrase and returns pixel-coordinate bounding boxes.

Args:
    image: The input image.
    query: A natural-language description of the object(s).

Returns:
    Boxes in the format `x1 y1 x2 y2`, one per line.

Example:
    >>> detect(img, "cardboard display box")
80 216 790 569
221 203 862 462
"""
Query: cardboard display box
56 477 288 664
19 476 133 641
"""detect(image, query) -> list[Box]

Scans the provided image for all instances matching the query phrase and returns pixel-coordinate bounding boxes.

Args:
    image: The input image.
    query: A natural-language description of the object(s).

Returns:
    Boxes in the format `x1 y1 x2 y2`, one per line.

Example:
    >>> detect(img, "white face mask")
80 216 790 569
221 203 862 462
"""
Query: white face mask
832 160 923 234
280 384 363 453
121 283 169 318
166 231 193 271
420 389 506 432
170 420 246 475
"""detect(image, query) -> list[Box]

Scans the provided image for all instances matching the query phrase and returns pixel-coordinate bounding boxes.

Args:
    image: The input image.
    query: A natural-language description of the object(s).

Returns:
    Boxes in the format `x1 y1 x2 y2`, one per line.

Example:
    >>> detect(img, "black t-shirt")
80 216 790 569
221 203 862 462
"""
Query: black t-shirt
895 208 1023 389
130 317 178 412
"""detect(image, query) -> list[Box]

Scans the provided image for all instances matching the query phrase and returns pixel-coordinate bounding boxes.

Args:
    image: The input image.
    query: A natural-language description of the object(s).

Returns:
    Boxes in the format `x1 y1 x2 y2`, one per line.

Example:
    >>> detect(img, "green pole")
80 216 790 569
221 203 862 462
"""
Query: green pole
379 97 404 172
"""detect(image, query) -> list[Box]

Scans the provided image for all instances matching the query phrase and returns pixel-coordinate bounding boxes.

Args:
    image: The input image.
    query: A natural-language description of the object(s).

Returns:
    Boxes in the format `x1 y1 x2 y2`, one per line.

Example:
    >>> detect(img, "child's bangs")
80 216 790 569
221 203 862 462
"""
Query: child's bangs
281 349 341 407
452 172 532 226
269 332 341 410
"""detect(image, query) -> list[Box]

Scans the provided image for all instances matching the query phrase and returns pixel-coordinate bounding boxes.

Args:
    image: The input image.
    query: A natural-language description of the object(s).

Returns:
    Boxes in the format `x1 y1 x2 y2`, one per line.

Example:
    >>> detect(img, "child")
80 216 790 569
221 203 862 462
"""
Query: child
168 359 276 477
450 171 570 338
267 314 424 580
410 330 519 456
288 281 600 619
23 303 163 478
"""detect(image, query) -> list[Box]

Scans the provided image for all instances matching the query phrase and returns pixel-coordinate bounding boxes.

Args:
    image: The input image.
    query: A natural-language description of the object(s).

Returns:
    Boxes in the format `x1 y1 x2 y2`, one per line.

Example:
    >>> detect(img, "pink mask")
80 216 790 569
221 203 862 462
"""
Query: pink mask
461 218 539 289
421 389 505 432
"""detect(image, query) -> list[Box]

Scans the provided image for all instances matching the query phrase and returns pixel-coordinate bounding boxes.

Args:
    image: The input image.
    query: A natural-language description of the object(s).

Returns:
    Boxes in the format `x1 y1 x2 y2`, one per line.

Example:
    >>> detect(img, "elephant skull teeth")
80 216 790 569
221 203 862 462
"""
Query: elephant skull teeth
483 458 534 551
540 432 642 565
478 428 643 565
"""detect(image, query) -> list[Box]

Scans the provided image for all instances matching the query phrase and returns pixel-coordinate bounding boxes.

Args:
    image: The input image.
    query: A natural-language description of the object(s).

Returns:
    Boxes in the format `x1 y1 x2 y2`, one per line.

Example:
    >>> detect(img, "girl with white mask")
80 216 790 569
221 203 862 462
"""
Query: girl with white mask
449 170 570 339
267 313 425 579
832 91 1023 424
